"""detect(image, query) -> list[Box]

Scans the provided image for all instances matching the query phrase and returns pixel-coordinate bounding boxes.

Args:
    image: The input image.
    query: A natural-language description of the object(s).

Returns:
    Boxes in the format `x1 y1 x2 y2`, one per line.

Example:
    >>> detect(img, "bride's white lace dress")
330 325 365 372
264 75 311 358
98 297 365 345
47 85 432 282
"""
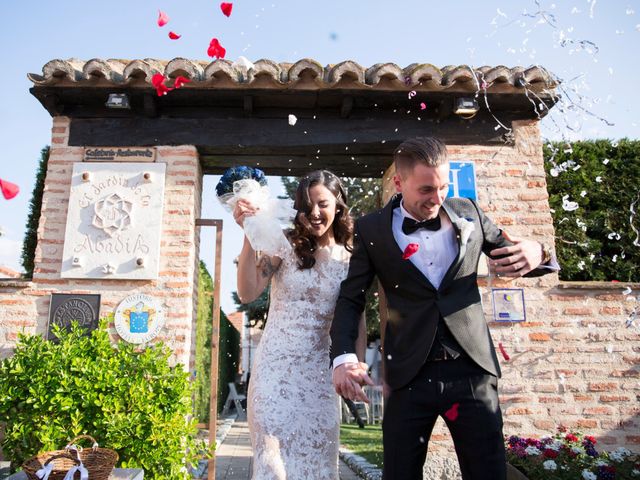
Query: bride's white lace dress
247 243 351 479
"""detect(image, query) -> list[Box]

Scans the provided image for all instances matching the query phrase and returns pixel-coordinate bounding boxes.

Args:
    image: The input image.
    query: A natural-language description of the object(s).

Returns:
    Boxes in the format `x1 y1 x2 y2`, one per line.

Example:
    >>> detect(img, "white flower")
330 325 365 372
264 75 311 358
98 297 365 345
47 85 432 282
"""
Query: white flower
525 446 541 456
595 460 609 467
543 460 557 471
582 470 597 480
610 451 624 462
547 441 562 451
614 447 632 457
454 217 475 245
572 446 586 455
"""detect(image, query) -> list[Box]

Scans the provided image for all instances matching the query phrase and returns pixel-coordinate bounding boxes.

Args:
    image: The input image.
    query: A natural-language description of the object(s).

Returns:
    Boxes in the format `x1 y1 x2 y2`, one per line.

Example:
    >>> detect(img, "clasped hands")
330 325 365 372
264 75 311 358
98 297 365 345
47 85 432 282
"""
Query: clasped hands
332 362 375 403
489 231 543 278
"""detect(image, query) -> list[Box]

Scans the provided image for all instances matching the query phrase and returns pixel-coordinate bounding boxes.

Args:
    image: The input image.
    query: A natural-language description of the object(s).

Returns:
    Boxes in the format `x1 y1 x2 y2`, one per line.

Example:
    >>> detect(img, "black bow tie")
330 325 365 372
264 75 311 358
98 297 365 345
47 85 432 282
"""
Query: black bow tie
402 216 441 235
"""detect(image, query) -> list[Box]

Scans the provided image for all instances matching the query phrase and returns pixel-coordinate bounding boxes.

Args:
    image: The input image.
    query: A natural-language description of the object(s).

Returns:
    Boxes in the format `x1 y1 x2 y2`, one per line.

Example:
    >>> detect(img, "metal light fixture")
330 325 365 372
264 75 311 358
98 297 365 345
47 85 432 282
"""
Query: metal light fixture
454 97 480 119
105 93 130 109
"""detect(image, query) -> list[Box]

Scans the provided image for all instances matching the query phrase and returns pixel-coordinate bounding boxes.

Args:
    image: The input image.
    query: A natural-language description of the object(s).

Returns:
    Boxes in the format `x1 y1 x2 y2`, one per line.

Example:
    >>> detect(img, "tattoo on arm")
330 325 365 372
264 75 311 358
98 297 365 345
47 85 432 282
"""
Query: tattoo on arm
258 255 276 279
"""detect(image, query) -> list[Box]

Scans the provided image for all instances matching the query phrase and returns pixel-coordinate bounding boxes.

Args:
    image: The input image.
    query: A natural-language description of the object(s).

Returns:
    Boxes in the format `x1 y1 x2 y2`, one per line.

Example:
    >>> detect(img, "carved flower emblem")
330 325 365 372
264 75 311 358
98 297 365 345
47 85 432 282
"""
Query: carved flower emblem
92 193 133 236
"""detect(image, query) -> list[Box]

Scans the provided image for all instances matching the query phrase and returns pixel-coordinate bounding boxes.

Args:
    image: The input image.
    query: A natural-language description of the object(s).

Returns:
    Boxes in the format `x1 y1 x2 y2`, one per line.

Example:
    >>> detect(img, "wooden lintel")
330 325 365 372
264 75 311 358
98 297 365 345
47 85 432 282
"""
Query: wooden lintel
243 95 253 116
341 96 354 118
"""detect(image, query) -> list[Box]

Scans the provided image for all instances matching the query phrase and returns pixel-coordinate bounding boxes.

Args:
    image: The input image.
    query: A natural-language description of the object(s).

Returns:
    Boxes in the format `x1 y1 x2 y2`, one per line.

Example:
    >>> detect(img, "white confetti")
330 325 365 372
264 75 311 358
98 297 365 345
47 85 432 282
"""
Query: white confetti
577 260 586 270
562 195 579 211
607 232 621 240
603 158 610 165
580 190 587 197
288 114 297 126
612 254 618 263
623 287 633 295
595 176 603 182
606 344 613 353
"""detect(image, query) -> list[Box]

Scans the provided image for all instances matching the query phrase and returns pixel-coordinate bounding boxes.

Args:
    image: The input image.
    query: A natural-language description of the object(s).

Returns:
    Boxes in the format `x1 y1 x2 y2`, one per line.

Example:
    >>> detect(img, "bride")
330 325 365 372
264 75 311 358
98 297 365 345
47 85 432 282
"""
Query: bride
234 170 367 479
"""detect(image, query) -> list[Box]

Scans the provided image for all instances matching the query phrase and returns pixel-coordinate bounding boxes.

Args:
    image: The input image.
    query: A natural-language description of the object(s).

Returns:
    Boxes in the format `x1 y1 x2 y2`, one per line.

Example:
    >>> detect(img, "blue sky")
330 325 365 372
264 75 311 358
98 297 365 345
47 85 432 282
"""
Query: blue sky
1 0 638 313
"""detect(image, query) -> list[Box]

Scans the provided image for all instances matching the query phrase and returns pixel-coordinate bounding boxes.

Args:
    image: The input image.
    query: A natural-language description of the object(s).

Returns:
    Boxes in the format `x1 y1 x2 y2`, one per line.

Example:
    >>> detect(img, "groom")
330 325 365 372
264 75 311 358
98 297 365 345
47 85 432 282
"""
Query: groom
331 137 557 480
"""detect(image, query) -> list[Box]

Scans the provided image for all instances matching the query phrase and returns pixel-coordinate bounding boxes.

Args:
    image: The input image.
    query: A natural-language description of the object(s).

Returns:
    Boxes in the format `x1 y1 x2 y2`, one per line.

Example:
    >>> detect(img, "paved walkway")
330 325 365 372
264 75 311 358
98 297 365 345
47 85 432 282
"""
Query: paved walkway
212 415 360 480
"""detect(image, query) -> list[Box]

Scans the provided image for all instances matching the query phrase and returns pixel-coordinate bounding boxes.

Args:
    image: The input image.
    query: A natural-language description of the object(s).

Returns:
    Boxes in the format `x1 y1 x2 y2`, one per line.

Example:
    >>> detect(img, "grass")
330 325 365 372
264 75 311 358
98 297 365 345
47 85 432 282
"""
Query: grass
339 423 383 468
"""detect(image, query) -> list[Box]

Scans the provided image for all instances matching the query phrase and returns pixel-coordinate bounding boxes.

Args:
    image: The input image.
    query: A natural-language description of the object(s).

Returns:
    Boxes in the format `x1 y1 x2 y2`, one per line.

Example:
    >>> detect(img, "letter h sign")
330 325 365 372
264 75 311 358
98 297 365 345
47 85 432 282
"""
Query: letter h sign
448 161 477 200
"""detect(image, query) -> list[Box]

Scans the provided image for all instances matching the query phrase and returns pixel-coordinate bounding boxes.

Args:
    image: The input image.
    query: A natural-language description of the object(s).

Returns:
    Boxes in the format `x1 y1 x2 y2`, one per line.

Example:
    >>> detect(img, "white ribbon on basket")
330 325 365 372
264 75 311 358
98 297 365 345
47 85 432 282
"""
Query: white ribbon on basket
62 463 89 480
35 463 54 480
221 178 296 257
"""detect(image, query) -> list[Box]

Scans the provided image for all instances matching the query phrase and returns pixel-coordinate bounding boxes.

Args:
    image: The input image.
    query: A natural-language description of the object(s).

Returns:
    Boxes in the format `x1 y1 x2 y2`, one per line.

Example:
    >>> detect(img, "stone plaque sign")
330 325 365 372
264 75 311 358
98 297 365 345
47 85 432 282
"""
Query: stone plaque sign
47 293 101 339
114 293 165 344
84 147 156 162
61 162 166 280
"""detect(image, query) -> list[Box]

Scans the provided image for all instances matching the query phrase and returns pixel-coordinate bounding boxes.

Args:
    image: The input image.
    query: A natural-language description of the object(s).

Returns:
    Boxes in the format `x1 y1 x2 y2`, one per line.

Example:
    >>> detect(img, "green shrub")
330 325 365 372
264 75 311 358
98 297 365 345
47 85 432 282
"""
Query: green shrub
0 321 209 478
544 139 640 282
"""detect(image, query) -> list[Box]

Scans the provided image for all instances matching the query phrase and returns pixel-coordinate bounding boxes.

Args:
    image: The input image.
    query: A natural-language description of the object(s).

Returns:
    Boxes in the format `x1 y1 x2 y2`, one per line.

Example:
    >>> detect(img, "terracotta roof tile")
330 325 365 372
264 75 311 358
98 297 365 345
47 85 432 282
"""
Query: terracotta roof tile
28 58 558 93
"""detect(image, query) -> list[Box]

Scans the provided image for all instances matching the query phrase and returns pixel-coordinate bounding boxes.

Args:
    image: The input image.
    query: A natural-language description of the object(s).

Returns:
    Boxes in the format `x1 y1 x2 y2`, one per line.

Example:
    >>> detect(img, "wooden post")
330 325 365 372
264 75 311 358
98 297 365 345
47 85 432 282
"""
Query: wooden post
195 219 223 480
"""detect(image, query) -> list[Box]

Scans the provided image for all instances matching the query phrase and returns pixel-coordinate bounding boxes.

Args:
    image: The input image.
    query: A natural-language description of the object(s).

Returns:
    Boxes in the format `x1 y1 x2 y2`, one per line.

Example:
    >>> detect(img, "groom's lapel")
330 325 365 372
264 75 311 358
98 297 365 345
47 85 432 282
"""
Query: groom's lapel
439 201 467 290
380 194 437 292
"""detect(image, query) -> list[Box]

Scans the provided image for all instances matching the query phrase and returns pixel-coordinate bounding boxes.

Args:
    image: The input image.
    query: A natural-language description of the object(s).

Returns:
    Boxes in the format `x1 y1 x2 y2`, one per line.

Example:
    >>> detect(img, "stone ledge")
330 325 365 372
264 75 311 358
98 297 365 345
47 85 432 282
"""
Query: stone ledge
556 281 640 291
0 279 33 289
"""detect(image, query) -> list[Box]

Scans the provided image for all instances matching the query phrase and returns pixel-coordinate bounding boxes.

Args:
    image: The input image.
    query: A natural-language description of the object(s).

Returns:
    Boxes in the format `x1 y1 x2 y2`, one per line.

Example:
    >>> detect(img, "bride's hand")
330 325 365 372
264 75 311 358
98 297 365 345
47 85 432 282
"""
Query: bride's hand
233 199 258 227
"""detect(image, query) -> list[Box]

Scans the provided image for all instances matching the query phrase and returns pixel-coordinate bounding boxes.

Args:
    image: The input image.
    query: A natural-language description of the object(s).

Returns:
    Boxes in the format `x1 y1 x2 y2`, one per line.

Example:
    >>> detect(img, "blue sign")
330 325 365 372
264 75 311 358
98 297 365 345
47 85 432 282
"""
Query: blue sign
130 311 149 333
448 161 477 200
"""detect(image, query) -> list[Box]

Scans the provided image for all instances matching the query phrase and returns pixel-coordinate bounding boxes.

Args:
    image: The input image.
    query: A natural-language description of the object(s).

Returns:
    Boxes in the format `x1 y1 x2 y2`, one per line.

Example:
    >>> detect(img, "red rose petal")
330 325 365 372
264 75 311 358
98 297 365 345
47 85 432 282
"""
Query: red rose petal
152 73 166 87
168 31 181 40
173 76 191 89
402 243 419 260
151 73 173 96
220 2 233 17
444 403 459 422
0 179 19 200
498 342 510 361
157 10 169 27
207 38 226 59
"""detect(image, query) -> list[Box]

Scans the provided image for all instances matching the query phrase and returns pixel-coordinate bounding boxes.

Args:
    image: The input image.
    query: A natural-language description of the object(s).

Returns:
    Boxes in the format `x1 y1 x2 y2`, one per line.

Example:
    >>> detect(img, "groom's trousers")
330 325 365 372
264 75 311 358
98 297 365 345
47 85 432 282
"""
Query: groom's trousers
382 355 506 480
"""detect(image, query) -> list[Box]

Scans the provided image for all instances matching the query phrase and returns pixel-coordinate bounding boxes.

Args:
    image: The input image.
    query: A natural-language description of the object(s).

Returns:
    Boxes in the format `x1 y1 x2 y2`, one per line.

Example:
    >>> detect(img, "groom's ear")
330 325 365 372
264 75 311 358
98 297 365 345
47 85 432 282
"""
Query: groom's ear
393 174 403 193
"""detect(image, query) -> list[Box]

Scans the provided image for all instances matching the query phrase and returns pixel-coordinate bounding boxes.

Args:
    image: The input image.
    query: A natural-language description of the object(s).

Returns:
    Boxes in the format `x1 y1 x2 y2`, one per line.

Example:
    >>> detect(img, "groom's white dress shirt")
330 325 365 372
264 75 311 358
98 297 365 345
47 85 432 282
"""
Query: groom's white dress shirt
332 201 458 369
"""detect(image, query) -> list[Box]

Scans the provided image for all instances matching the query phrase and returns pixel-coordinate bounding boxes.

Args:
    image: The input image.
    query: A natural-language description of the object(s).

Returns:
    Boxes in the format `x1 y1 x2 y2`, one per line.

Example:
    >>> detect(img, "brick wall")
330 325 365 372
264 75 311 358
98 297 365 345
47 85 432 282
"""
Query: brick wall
0 117 203 371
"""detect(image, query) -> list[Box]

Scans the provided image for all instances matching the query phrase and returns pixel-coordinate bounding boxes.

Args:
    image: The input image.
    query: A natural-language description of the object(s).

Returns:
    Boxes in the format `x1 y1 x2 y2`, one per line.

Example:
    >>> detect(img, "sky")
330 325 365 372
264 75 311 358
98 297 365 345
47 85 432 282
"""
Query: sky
0 0 638 314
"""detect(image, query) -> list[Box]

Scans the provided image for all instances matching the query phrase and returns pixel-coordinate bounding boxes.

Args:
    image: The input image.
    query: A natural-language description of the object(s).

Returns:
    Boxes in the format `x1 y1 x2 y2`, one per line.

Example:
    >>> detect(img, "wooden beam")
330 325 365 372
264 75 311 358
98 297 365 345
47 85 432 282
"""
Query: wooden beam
341 96 354 118
143 93 158 118
69 112 513 151
243 95 253 116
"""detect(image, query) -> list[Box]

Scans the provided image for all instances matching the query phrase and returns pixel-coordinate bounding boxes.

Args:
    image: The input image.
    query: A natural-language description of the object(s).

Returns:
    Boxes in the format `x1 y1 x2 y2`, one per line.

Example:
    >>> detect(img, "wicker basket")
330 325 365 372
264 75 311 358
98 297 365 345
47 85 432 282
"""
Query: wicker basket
22 435 118 480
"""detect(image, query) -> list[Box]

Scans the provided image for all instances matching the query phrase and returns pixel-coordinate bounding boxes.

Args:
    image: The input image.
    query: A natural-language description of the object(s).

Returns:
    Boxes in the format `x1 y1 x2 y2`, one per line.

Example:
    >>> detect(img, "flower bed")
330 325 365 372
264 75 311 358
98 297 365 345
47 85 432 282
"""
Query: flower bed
507 428 639 479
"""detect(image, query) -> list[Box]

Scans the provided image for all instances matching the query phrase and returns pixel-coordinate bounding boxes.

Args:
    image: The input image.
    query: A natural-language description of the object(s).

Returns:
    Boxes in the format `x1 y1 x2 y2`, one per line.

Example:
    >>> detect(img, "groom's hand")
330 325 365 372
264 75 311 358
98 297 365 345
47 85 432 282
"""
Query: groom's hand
489 230 543 277
333 362 374 403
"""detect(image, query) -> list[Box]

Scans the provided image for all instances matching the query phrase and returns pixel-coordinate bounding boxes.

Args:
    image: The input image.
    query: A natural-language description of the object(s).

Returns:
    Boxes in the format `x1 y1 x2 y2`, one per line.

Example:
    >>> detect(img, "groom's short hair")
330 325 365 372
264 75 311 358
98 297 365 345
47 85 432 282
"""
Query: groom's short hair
394 137 448 177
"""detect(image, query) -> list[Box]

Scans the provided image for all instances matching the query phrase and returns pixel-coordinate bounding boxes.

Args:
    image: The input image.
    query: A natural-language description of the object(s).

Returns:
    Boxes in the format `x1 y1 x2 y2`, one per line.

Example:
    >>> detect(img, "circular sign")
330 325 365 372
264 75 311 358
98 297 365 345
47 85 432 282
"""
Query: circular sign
53 298 96 327
114 293 165 344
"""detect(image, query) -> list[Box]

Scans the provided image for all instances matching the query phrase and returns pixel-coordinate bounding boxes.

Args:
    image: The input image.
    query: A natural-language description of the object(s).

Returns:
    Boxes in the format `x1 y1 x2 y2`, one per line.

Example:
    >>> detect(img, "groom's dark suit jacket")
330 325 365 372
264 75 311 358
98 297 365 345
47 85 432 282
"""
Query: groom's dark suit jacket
330 194 550 390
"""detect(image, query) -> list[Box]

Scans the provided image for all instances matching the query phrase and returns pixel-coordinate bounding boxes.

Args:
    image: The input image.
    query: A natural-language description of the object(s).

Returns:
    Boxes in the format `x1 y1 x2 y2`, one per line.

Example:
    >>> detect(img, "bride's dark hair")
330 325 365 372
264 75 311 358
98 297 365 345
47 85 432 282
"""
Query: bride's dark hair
288 170 353 270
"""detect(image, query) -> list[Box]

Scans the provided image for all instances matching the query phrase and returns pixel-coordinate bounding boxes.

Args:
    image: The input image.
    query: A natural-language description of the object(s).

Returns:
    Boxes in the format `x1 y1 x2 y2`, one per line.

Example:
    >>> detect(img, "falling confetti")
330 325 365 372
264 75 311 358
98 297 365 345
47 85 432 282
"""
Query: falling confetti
408 90 416 99
157 10 169 27
420 102 427 110
444 403 459 422
152 73 172 96
402 243 419 260
498 342 510 361
220 2 233 17
168 31 181 40
0 179 19 200
288 114 298 126
173 76 191 89
561 195 579 211
208 38 226 59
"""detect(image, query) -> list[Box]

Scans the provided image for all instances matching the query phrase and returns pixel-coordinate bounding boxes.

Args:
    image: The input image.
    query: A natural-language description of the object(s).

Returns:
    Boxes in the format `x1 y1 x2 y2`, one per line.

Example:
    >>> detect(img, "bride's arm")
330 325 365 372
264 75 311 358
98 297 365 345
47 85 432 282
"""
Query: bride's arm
234 199 282 304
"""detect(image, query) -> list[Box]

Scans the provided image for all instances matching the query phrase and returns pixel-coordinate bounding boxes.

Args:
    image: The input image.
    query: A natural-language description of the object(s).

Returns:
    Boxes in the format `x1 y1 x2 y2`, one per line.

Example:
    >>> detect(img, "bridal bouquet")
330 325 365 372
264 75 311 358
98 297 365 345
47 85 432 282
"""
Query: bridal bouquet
216 166 296 256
